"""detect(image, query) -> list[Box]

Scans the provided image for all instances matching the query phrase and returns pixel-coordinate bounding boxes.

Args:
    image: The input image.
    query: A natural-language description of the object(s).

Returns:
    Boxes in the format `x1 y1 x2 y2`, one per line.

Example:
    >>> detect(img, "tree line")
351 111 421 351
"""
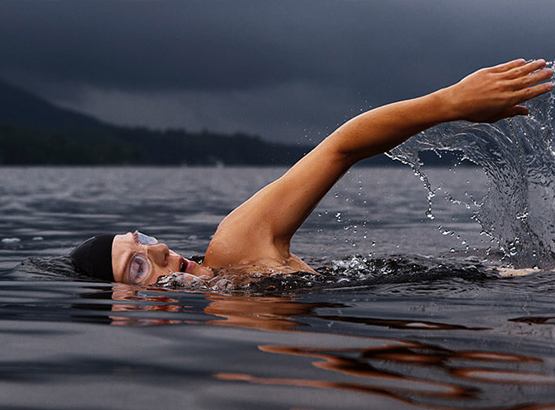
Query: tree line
0 122 310 166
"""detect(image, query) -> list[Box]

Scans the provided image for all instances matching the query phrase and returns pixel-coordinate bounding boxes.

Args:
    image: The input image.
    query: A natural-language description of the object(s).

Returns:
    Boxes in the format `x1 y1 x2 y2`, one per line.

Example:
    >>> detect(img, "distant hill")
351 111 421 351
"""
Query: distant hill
0 122 316 166
0 79 459 167
0 79 318 165
0 79 107 130
0 78 316 165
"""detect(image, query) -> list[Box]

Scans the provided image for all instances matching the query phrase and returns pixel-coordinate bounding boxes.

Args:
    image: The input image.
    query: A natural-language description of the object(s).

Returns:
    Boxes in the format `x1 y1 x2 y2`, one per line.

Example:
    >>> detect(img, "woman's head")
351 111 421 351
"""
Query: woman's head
70 231 207 285
69 234 115 281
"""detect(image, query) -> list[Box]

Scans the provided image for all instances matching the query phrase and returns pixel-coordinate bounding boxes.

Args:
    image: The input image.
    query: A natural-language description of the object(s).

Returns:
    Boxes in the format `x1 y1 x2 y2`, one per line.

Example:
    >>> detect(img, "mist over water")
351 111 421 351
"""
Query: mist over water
389 69 555 269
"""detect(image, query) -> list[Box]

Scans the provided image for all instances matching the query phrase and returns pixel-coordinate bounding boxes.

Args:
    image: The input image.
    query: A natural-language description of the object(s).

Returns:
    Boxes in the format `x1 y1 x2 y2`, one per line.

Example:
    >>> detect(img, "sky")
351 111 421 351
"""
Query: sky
1 0 554 144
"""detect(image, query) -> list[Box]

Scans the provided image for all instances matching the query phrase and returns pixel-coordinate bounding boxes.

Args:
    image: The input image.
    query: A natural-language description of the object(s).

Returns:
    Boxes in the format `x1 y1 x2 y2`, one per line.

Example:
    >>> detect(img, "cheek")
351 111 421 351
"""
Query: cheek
168 253 183 270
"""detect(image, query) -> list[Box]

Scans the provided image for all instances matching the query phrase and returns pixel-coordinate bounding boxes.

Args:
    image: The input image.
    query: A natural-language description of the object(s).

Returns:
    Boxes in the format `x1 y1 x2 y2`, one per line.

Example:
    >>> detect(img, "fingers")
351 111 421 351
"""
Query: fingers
490 59 550 84
496 79 552 121
484 105 529 124
515 81 554 103
510 66 554 90
505 105 529 118
497 58 554 104
489 58 527 73
505 59 549 81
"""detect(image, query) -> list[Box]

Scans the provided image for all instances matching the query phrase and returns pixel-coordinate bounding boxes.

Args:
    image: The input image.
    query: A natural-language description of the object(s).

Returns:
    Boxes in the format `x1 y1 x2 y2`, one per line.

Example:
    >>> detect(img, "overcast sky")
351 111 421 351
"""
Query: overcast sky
1 0 554 144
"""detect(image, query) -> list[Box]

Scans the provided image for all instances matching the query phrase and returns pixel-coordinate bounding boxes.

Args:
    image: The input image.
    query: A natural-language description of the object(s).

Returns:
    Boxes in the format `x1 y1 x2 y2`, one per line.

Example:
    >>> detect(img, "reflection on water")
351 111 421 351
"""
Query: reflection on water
316 314 489 331
217 340 552 408
13 279 550 410
2 269 555 409
510 316 555 326
4 270 555 408
108 284 337 330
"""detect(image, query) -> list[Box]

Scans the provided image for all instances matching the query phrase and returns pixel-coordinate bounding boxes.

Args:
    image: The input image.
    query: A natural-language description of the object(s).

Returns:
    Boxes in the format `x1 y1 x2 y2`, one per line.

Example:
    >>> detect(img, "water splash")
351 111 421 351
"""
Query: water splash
388 66 555 269
154 255 492 295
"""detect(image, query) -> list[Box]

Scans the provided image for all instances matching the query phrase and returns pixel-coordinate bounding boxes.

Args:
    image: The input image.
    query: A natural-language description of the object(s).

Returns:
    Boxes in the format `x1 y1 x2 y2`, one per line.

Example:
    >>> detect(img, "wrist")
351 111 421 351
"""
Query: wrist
429 86 461 124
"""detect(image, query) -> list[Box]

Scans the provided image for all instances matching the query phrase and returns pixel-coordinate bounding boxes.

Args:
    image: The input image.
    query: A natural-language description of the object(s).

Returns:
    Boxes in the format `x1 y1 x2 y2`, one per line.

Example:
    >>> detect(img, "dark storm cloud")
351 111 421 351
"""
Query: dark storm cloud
1 0 554 141
1 0 341 92
2 0 551 93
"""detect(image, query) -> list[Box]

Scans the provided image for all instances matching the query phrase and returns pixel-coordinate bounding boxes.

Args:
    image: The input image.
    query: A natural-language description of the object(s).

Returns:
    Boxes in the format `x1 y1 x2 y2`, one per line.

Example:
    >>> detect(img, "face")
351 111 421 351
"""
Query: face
111 231 203 285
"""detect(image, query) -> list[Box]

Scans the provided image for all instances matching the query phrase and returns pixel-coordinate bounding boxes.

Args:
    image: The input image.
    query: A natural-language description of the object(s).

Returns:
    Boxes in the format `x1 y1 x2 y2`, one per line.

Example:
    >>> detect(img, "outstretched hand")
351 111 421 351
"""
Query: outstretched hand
443 59 554 123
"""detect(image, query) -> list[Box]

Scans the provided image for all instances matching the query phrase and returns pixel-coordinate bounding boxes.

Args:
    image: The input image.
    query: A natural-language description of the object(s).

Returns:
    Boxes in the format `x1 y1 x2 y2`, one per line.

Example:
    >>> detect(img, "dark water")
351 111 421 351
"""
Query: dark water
2 162 555 409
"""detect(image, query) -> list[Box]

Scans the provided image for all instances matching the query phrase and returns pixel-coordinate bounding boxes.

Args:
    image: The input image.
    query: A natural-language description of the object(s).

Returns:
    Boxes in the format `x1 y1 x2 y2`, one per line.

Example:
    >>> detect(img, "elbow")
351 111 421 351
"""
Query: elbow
318 135 361 169
325 131 382 166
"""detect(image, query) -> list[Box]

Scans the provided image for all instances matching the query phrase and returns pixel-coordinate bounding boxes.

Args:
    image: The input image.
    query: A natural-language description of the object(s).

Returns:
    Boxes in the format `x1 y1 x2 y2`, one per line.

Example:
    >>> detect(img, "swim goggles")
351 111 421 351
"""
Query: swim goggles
125 231 159 285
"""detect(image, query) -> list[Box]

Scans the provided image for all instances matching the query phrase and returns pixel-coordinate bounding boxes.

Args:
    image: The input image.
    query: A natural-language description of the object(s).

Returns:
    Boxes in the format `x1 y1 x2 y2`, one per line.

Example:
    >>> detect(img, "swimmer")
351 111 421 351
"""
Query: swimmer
70 59 554 285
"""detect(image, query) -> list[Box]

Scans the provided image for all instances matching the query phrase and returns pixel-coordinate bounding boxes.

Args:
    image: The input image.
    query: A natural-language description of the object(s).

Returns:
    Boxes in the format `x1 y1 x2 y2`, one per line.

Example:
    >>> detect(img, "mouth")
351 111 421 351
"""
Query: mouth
180 257 194 273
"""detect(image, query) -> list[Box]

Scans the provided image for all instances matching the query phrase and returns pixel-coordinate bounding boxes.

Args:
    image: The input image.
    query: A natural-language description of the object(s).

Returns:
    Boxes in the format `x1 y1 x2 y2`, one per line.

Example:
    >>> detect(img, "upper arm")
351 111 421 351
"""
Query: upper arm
211 136 353 253
209 94 443 255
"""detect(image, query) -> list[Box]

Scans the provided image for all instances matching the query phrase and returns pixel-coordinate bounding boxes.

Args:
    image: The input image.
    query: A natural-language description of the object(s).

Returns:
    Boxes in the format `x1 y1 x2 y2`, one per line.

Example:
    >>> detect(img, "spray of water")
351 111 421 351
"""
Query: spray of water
388 63 555 269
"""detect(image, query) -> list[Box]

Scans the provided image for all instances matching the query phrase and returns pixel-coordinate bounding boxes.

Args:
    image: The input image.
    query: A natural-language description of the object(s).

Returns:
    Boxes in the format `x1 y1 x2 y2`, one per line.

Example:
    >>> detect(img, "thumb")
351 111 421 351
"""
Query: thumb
505 105 529 118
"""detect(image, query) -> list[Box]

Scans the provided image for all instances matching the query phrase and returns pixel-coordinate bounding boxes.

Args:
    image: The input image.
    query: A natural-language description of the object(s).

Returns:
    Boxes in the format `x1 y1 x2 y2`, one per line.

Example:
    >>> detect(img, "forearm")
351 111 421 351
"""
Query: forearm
328 59 553 165
329 89 452 163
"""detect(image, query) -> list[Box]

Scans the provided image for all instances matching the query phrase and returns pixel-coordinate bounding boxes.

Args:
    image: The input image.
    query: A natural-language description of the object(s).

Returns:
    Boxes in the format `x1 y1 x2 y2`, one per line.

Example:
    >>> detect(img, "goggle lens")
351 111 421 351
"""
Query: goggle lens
125 231 158 284
134 231 158 246
127 253 152 284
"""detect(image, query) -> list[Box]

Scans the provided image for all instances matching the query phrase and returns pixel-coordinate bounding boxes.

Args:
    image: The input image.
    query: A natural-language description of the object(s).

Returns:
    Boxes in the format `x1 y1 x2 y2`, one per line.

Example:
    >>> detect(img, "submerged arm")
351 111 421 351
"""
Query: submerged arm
205 59 553 267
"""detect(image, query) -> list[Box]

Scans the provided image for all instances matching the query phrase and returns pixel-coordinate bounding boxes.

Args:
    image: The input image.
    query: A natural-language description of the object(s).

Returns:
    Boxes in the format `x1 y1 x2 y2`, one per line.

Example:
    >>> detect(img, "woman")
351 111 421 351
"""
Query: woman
70 59 554 285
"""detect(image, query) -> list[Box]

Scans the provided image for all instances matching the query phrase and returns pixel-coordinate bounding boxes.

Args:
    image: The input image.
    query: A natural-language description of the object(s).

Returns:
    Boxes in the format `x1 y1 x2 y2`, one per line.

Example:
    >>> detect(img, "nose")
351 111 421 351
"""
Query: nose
147 243 170 266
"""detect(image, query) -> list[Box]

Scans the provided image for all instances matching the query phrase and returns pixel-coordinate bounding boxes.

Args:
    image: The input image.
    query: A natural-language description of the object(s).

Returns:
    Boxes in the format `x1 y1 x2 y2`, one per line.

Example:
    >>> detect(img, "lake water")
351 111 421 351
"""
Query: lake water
2 163 555 409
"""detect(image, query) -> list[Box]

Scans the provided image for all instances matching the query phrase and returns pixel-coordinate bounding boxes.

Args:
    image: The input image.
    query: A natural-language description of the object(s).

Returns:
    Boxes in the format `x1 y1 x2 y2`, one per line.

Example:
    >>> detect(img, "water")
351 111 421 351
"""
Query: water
3 95 555 408
389 73 555 269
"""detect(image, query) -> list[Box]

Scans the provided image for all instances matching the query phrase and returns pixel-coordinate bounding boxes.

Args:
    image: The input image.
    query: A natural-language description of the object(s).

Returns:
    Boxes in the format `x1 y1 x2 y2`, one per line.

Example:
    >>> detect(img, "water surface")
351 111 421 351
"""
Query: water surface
2 163 555 409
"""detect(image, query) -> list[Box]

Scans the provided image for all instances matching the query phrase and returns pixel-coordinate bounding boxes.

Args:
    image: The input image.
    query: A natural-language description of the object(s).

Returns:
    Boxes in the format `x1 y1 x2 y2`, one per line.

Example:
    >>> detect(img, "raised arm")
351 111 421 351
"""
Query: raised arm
204 59 553 270
323 59 553 162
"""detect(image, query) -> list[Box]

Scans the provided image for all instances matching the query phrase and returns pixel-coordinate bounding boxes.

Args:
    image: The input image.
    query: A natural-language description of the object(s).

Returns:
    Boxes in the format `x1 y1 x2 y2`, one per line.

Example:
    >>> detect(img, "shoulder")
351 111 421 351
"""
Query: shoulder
203 214 315 274
202 211 276 270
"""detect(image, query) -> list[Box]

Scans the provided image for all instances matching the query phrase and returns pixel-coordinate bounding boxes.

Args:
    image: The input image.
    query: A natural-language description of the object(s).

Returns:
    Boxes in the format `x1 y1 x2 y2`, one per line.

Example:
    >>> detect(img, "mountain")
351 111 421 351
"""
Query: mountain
0 79 106 130
0 78 314 165
0 79 458 167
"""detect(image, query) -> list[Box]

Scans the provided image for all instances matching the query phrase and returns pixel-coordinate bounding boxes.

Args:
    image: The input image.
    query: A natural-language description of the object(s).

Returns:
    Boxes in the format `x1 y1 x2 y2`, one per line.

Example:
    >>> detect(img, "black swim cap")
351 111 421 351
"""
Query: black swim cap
70 234 115 281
